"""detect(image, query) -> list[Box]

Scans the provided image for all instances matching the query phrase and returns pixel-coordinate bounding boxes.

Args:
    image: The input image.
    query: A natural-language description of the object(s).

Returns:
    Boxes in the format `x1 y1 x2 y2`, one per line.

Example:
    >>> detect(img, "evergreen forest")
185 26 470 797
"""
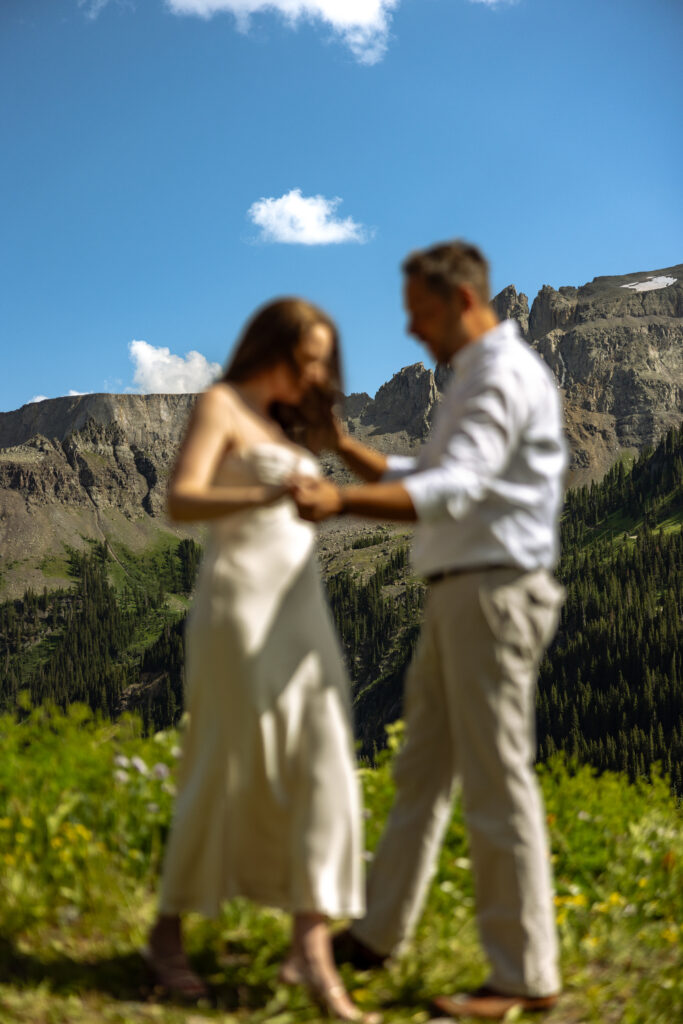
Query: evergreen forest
0 423 681 790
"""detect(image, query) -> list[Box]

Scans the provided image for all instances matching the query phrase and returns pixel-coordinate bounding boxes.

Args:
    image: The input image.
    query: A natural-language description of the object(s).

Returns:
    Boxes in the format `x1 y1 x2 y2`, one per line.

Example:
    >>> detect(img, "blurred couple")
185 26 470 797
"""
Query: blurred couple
144 240 567 1022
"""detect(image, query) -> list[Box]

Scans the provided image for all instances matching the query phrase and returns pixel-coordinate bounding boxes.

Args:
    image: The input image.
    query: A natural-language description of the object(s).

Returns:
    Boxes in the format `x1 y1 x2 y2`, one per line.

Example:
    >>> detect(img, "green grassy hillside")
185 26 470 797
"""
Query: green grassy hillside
1 424 681 789
0 706 681 1023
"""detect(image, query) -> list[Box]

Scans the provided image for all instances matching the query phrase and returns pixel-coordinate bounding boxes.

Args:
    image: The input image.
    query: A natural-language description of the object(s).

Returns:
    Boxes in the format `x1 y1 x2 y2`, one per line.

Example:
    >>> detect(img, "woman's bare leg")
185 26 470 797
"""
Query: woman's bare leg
281 912 379 1022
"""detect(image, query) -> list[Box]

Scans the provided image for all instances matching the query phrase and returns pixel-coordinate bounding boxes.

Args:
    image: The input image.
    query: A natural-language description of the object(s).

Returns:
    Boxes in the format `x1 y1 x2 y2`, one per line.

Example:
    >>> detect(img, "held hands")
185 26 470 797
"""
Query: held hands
288 474 344 521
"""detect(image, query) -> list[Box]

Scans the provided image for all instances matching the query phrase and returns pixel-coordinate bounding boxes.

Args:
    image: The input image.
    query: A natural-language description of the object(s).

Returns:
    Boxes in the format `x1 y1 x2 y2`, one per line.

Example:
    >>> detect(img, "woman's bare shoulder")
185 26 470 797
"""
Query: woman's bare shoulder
190 382 239 419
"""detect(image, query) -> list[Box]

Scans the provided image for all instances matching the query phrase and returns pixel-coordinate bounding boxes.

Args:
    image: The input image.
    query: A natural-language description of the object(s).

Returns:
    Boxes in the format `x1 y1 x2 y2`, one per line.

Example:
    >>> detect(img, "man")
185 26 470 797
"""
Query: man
289 240 568 1020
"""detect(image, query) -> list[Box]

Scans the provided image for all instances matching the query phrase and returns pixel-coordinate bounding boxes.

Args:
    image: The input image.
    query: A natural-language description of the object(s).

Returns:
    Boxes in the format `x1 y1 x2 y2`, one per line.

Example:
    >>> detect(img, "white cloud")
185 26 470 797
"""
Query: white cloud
27 389 92 404
248 188 369 245
128 340 222 393
165 0 399 64
621 276 677 293
468 0 519 7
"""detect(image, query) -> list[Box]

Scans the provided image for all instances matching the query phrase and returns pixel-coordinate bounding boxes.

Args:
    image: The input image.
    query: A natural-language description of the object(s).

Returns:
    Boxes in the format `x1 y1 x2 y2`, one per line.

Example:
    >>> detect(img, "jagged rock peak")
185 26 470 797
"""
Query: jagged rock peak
491 285 529 339
343 392 371 419
360 362 439 438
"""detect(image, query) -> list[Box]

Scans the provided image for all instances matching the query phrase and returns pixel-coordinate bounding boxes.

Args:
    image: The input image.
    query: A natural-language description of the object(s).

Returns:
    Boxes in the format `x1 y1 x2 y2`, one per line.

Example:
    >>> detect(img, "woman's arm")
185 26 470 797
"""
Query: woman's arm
167 388 286 522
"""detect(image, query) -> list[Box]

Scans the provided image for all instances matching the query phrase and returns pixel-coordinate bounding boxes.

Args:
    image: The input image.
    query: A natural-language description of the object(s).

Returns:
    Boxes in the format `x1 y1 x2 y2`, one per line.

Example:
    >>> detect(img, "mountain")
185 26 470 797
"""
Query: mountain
2 424 680 791
0 262 681 598
0 395 198 598
347 262 683 475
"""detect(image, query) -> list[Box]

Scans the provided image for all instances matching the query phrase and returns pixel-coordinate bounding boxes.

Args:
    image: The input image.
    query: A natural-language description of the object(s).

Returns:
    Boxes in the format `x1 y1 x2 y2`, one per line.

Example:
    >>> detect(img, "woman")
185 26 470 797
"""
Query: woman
145 298 375 1023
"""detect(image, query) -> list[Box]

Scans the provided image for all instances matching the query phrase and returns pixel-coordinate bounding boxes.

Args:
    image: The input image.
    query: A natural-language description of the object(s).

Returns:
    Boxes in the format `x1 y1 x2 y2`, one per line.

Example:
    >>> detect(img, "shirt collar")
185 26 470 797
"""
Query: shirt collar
450 319 520 373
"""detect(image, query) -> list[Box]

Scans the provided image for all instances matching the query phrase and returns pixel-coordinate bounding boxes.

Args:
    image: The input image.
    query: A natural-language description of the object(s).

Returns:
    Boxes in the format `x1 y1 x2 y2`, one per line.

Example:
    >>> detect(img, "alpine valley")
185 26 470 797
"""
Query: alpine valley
1 264 681 789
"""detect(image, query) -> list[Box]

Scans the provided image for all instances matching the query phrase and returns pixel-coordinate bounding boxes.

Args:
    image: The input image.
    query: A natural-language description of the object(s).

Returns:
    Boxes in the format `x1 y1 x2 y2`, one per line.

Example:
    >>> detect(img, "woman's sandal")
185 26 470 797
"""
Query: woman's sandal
278 955 382 1023
141 945 210 1002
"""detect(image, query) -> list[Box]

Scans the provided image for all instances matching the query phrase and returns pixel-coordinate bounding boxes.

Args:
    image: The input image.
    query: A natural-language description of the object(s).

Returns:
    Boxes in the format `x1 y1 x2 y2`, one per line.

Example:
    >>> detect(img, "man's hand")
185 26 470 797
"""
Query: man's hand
288 474 343 521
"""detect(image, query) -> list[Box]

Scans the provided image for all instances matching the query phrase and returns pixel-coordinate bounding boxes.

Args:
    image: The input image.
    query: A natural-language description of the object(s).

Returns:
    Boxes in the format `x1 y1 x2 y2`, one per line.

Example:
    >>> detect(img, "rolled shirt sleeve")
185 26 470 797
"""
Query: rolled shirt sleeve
400 376 528 523
382 454 419 480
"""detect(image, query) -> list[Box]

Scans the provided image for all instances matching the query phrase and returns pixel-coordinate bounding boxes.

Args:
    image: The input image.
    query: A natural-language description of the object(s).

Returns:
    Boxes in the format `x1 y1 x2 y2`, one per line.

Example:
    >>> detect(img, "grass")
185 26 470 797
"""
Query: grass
0 707 681 1023
38 553 72 581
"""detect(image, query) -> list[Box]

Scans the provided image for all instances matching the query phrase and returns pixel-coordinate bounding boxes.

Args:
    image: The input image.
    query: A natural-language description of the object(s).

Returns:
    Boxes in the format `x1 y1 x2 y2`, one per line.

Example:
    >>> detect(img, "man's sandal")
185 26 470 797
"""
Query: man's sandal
432 985 559 1020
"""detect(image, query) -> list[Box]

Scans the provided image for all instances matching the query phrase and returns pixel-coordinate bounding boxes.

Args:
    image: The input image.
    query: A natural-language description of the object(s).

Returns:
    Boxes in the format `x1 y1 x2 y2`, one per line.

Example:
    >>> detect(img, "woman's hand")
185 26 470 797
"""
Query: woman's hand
287 474 344 521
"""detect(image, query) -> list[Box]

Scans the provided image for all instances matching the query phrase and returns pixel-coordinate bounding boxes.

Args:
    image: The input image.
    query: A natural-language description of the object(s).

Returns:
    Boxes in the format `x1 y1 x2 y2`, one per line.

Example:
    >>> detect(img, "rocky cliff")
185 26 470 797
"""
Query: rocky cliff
1 262 681 597
525 265 682 473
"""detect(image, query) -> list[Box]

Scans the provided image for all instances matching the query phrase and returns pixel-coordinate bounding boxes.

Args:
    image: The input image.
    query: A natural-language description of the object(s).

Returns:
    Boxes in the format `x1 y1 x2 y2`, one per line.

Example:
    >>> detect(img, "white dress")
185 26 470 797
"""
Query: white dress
159 443 364 919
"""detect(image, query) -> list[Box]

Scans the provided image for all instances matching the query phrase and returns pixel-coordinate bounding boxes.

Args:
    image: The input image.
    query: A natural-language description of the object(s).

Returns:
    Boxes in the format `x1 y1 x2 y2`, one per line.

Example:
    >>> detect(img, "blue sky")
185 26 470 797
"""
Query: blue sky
1 0 681 412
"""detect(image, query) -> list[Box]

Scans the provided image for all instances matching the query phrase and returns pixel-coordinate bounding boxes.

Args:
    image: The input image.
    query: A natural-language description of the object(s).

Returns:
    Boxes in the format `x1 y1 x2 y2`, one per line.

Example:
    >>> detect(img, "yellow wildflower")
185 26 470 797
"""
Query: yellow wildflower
0 817 11 829
608 892 623 906
20 816 33 829
567 892 587 907
4 853 15 866
661 926 678 944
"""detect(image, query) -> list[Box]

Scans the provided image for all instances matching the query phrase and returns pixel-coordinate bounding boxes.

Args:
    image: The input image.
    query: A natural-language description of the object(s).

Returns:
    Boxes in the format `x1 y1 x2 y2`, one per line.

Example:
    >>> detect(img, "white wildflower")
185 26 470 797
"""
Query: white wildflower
113 754 130 768
146 802 160 815
114 769 129 784
152 762 171 780
131 756 148 775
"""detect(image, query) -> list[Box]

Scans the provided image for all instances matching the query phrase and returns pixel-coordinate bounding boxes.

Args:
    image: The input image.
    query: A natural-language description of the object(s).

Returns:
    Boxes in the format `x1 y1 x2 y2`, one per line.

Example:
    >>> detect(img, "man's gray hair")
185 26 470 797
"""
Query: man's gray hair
402 240 490 303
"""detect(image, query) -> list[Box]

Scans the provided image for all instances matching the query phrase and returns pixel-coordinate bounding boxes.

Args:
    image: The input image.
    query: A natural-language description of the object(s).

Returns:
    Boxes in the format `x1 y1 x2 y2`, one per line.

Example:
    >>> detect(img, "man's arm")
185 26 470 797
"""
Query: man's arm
292 372 529 524
289 476 417 522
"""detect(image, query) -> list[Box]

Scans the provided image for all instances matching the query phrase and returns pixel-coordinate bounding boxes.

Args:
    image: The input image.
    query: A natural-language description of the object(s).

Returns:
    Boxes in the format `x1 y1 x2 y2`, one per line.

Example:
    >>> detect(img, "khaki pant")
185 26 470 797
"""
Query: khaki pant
354 567 564 998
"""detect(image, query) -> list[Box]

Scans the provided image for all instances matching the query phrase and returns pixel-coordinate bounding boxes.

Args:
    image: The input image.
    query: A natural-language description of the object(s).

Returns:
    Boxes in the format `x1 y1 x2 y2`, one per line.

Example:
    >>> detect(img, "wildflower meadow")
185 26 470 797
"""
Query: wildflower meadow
0 705 681 1023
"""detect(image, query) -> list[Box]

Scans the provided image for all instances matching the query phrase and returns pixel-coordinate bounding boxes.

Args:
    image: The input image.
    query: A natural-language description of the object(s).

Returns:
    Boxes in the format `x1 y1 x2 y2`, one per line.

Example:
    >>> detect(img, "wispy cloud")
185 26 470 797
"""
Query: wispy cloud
77 0 134 21
165 0 399 65
248 188 369 245
28 395 49 405
468 0 519 7
128 340 222 393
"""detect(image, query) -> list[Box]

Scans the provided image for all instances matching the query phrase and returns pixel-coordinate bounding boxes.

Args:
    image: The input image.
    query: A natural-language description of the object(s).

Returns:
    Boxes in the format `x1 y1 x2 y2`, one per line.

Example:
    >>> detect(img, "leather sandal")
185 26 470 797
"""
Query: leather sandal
432 986 559 1020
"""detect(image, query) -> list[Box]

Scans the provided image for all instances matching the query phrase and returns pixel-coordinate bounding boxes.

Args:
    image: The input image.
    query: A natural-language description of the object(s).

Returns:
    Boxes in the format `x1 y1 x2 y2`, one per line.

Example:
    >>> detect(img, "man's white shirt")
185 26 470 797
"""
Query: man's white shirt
383 319 568 577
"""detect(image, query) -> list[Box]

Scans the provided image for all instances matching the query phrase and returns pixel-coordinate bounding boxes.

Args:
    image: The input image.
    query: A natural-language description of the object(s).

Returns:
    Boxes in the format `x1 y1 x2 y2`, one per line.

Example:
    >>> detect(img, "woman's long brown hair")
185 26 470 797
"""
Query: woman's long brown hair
223 297 343 450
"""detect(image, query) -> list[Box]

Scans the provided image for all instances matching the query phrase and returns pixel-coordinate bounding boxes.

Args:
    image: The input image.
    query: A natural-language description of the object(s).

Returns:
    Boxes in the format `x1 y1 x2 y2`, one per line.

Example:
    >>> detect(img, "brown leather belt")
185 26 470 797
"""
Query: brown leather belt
426 564 515 584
